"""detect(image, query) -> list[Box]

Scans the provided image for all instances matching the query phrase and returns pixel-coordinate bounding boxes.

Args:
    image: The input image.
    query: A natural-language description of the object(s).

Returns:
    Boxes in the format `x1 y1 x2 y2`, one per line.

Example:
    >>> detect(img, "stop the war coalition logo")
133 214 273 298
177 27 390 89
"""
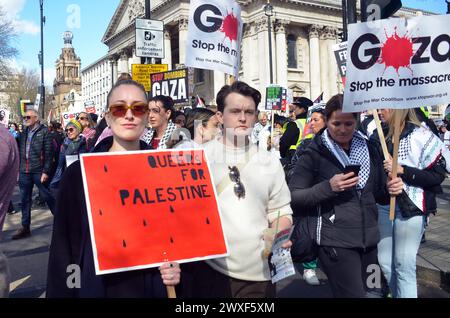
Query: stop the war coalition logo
185 0 243 77
343 14 450 112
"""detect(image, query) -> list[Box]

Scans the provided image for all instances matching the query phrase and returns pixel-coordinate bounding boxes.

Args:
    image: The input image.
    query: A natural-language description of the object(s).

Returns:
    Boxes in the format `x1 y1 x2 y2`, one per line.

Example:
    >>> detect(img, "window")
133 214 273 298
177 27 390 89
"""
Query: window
195 69 205 83
287 34 297 69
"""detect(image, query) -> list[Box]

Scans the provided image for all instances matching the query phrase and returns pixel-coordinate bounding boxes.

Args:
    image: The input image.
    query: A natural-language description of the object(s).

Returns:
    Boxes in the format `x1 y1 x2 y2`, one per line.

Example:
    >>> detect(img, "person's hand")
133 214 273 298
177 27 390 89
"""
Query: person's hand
282 240 292 249
329 172 359 193
41 173 49 184
387 176 403 196
159 262 181 286
383 157 404 175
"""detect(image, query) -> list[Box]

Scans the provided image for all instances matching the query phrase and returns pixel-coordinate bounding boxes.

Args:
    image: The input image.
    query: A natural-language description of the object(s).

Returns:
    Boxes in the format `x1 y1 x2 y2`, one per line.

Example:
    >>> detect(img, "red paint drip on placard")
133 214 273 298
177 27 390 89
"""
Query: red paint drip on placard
220 10 239 43
378 27 414 75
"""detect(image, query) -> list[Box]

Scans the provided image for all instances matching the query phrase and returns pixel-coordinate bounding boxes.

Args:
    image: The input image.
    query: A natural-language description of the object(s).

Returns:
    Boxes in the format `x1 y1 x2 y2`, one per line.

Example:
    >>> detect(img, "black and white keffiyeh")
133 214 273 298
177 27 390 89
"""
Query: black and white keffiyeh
141 121 177 149
322 130 371 189
399 125 443 212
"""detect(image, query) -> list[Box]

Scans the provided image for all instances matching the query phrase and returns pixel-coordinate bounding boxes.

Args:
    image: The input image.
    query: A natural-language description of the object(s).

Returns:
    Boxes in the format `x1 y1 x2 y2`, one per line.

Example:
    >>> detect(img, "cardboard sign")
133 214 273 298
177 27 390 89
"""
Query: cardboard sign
150 68 189 105
343 15 450 112
61 111 83 127
0 108 10 127
19 100 33 117
80 149 228 275
84 101 96 114
185 0 243 77
333 41 347 87
266 85 283 111
132 64 169 91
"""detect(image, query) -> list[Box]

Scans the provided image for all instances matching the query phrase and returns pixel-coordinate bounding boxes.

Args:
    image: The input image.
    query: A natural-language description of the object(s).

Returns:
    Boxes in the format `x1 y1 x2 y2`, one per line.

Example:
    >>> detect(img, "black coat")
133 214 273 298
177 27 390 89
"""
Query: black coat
46 136 183 298
289 133 390 249
18 124 54 174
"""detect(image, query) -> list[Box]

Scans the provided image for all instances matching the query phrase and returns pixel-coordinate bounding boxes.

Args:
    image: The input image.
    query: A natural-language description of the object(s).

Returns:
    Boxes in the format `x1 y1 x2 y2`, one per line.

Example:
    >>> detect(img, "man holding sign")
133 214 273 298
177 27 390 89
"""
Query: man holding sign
191 81 293 298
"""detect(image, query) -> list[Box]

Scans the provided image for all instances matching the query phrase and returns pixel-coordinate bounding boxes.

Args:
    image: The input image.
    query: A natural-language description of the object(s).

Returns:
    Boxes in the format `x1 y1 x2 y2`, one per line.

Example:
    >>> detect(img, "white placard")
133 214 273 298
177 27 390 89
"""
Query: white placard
343 15 450 113
185 0 243 77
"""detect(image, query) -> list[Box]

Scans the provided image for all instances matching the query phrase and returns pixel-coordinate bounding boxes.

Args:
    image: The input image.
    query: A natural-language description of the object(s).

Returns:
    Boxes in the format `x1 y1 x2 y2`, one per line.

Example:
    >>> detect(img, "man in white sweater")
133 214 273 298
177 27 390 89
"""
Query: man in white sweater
195 81 293 298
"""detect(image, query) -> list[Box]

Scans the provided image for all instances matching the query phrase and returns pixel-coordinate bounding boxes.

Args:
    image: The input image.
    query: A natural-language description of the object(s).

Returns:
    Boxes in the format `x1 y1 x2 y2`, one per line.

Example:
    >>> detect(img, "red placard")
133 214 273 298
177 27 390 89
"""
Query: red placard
80 149 228 275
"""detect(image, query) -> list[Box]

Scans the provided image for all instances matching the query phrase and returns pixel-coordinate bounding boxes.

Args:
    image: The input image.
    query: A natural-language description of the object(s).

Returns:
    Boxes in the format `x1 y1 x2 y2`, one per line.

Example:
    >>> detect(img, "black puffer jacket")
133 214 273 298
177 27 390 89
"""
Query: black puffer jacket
18 124 54 174
289 132 390 249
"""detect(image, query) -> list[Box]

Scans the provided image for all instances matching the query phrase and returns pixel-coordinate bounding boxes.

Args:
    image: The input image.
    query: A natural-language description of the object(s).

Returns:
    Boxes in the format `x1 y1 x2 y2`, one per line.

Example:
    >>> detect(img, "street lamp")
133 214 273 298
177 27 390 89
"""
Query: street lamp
39 0 45 118
264 1 274 84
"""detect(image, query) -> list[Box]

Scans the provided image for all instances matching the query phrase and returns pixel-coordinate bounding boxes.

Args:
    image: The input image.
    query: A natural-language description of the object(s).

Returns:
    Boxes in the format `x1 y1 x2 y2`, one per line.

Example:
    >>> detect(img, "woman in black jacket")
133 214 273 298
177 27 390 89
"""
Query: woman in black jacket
46 79 181 298
289 94 403 298
377 108 447 298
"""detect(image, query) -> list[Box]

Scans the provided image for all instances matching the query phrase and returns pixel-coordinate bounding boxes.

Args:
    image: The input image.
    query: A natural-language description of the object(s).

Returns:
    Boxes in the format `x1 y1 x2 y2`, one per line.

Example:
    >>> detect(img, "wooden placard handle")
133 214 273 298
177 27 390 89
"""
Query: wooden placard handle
166 286 176 298
389 114 402 221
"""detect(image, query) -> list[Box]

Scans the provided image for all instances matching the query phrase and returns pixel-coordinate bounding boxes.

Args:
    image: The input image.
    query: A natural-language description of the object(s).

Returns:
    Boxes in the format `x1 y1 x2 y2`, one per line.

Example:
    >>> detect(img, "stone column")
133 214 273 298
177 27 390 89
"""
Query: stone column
325 27 339 98
162 28 172 70
118 49 129 75
178 17 189 65
319 27 330 102
309 25 321 101
275 20 289 88
109 54 119 85
240 23 252 83
255 17 269 102
213 71 226 106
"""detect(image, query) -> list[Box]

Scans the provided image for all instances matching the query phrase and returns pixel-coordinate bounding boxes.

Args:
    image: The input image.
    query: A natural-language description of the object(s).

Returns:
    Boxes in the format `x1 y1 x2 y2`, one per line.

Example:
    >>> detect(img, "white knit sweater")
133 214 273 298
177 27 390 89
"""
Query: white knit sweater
203 139 293 281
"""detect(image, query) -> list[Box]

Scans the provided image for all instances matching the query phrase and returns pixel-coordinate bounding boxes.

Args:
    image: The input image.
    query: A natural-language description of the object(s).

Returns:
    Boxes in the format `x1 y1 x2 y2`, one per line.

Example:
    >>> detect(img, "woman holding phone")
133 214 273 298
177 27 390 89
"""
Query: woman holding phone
289 94 403 298
46 79 181 298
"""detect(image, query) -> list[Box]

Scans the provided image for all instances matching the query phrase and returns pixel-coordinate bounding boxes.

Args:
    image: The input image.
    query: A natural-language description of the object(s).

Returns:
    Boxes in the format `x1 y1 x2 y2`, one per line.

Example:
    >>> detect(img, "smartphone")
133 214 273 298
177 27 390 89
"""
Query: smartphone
343 164 361 175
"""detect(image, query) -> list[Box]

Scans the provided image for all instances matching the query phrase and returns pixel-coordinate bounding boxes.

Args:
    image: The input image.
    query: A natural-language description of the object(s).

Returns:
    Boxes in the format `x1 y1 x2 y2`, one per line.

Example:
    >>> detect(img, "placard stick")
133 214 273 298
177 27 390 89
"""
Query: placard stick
389 114 402 221
167 286 176 298
371 110 389 160
228 75 235 85
270 110 275 149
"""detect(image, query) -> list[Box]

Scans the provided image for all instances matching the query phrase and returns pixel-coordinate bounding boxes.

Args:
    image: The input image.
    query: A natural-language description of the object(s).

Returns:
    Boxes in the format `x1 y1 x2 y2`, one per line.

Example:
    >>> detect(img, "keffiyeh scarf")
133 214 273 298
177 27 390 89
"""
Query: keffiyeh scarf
322 130 371 190
398 125 443 212
141 121 177 150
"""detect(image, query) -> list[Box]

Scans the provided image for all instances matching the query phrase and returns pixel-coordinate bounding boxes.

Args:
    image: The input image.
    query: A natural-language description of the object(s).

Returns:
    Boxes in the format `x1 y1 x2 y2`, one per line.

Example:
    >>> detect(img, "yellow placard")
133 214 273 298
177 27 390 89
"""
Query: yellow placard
132 64 169 91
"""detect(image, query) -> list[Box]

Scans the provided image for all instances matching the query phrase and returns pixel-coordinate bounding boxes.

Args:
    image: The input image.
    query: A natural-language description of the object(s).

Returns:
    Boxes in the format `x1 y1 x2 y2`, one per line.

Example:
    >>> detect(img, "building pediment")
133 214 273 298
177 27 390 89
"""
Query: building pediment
102 0 136 45
288 83 306 95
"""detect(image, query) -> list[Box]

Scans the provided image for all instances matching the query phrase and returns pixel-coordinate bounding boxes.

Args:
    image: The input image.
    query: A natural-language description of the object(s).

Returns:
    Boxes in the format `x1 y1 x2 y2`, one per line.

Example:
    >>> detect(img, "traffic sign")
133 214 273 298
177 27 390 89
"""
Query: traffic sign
135 18 164 58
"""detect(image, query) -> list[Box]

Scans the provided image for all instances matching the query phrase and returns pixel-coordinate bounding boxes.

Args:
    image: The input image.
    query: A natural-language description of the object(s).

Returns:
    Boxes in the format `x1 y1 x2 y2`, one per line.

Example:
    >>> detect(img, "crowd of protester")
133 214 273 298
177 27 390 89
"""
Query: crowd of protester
1 75 449 299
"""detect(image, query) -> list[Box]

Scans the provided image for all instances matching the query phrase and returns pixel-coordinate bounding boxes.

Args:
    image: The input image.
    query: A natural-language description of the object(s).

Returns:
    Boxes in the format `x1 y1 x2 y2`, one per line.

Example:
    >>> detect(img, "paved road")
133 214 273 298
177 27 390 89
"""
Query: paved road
1 183 449 298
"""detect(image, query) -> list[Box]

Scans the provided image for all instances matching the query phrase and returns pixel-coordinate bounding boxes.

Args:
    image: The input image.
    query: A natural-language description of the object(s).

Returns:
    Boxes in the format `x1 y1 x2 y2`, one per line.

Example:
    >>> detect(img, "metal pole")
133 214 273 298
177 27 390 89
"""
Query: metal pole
347 0 357 24
39 0 45 118
447 0 450 14
342 0 348 41
141 0 151 65
267 15 274 84
360 0 367 22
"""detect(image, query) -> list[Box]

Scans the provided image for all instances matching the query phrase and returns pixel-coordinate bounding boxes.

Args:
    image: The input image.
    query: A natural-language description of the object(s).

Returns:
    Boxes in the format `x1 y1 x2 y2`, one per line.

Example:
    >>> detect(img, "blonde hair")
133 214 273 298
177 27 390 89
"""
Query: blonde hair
387 109 422 139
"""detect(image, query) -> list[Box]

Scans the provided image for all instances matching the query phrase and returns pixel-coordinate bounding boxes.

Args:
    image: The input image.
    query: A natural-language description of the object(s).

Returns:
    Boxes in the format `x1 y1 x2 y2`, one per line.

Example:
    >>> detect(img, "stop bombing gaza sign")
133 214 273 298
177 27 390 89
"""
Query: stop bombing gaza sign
185 0 243 77
343 14 450 113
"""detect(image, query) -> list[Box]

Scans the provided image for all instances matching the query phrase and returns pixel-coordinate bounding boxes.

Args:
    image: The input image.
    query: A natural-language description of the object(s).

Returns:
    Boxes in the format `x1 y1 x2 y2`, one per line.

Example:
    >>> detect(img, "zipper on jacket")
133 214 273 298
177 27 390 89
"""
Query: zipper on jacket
357 189 366 251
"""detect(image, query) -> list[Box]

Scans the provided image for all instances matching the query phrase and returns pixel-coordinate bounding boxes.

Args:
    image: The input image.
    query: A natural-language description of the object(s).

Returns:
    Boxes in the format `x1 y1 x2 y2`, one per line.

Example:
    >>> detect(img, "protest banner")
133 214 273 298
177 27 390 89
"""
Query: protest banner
80 149 228 275
333 41 347 87
61 111 83 127
84 101 96 114
132 64 169 92
185 0 243 77
19 100 33 117
343 14 450 113
0 108 10 127
150 68 190 105
266 85 283 111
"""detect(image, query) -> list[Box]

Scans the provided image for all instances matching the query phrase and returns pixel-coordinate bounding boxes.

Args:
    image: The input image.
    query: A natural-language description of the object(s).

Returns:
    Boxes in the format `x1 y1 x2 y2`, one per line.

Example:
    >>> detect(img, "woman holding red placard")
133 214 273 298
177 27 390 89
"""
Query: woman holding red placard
47 79 181 298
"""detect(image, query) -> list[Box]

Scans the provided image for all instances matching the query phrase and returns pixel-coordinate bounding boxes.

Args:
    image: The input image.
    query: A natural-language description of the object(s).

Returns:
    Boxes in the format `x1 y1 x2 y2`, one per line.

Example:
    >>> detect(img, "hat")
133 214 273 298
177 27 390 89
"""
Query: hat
292 97 313 111
66 119 82 132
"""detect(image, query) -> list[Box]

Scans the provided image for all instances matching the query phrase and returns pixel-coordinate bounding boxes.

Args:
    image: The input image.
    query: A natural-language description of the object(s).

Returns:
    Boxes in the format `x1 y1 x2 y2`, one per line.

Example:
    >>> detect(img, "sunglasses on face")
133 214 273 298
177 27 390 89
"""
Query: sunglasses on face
109 102 148 117
77 116 88 120
228 166 245 199
65 127 75 133
25 116 34 120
